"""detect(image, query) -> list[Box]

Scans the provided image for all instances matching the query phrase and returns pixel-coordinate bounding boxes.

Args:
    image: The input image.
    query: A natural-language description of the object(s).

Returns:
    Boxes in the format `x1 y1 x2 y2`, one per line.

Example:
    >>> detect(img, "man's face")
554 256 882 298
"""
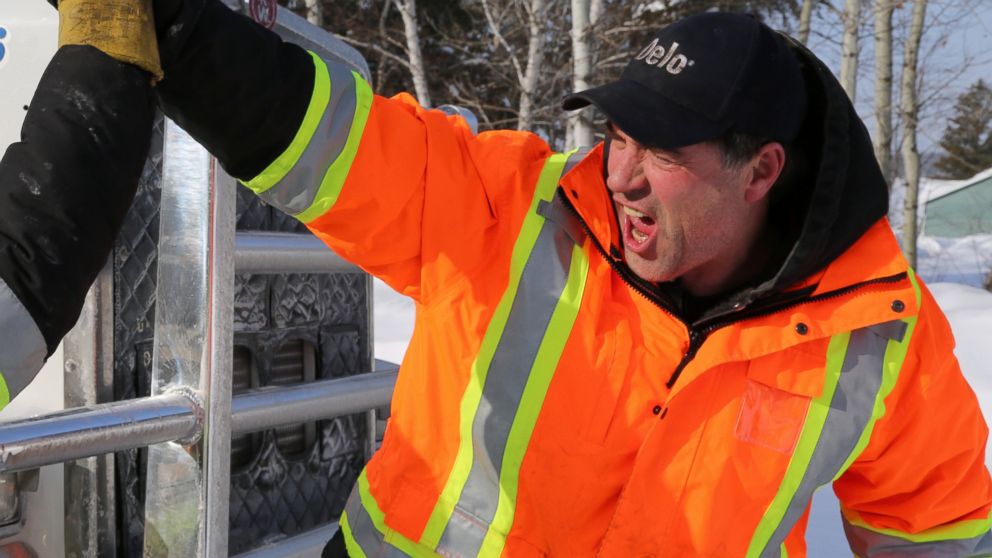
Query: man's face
605 123 757 293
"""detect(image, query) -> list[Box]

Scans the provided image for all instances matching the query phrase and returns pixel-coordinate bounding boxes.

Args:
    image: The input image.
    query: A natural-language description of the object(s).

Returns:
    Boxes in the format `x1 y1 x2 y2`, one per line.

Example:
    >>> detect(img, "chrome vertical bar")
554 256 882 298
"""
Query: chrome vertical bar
63 260 116 558
364 270 377 462
142 120 235 557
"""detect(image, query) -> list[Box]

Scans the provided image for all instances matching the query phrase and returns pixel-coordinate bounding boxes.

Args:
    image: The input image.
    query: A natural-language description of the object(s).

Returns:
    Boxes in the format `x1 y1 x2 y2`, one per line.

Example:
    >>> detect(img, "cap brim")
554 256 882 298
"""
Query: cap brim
562 80 728 149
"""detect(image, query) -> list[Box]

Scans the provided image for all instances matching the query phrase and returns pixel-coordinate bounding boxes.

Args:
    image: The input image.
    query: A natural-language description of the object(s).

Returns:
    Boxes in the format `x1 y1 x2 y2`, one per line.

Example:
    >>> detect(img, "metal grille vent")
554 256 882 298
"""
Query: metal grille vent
270 340 317 458
231 341 318 470
231 346 257 470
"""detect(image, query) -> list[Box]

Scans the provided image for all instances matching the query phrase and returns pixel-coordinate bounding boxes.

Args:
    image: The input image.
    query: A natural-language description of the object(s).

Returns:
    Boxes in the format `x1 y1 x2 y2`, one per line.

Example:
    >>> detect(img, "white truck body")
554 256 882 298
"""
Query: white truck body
0 3 65 556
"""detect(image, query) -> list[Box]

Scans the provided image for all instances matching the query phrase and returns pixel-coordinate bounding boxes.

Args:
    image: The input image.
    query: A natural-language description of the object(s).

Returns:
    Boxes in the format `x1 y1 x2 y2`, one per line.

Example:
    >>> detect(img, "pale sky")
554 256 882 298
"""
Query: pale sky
802 0 992 159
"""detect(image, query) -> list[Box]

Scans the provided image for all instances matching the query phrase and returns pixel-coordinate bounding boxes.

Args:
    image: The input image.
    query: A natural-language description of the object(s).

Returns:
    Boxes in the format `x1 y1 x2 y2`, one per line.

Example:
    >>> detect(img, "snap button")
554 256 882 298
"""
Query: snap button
891 299 905 313
795 322 809 335
652 405 662 415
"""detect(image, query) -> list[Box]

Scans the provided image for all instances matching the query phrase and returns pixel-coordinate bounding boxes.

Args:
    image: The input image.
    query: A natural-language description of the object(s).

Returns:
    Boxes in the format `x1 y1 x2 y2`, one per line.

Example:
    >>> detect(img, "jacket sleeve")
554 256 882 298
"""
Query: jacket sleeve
832 281 992 556
0 45 154 406
154 0 552 303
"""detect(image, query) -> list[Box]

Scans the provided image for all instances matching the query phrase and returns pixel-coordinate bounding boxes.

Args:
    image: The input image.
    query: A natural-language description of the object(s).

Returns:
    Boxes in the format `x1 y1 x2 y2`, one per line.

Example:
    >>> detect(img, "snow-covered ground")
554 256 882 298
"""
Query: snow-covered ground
372 231 992 554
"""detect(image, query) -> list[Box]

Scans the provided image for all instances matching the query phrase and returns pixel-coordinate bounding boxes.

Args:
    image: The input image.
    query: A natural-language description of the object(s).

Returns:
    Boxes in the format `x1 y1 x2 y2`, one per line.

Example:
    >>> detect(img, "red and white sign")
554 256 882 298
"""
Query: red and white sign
248 0 278 29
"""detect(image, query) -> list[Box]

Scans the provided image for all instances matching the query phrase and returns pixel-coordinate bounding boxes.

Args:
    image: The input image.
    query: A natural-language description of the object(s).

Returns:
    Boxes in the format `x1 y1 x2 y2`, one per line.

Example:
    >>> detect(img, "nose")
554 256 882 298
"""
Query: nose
606 143 647 195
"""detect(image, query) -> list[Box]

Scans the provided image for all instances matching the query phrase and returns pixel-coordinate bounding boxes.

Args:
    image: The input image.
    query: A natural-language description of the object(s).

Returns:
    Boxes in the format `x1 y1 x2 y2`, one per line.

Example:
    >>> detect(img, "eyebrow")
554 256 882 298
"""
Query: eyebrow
606 122 685 159
647 145 686 161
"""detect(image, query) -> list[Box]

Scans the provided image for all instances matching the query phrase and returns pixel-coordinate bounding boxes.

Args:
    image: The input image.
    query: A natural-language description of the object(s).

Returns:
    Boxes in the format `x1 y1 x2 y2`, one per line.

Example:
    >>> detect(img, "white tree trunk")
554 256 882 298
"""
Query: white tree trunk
569 0 594 147
798 0 814 44
396 0 431 107
589 0 603 24
839 0 861 102
304 0 322 26
517 0 547 131
873 0 894 185
901 0 927 268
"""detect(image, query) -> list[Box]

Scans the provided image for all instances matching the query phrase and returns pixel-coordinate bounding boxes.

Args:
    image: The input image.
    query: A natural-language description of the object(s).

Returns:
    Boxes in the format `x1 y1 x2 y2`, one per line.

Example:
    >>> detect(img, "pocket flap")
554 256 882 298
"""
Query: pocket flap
745 338 829 398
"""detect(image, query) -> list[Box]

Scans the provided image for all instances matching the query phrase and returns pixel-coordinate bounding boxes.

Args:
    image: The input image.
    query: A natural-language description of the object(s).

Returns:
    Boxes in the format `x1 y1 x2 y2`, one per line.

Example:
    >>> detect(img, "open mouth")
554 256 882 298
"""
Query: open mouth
621 205 657 251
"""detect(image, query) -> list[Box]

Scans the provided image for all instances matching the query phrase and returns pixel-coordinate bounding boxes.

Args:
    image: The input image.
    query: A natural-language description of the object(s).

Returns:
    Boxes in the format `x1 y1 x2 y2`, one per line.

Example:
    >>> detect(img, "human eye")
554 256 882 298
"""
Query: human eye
648 148 680 167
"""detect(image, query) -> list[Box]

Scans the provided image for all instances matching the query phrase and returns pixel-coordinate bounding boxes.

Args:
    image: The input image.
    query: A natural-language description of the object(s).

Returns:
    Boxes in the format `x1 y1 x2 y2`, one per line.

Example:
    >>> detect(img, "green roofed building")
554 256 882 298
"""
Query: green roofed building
923 168 992 238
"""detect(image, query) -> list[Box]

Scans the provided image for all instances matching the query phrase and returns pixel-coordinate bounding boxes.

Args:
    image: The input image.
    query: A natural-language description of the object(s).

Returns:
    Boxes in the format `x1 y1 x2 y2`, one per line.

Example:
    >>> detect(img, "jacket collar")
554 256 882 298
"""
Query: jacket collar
559 143 620 257
670 220 916 401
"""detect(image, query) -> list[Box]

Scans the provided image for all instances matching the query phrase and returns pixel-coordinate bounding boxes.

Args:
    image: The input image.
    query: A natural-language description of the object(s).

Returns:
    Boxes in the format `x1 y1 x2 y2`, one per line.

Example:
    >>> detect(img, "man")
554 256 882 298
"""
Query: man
0 0 161 409
134 0 992 555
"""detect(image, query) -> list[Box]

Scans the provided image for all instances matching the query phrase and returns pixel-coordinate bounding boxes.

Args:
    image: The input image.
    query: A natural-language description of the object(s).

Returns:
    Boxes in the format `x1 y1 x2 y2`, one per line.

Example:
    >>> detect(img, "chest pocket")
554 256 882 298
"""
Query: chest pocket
736 343 828 454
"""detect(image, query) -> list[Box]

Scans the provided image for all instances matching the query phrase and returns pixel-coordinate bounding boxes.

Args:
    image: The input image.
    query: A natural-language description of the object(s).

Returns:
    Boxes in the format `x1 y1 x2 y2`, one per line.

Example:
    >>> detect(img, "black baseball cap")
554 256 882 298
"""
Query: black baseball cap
562 12 806 149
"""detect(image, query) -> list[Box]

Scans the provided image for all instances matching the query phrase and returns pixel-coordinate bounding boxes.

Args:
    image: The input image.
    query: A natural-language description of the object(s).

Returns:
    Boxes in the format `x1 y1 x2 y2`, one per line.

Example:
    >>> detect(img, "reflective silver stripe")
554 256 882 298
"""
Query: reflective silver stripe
758 322 904 557
843 516 992 557
259 61 360 216
563 147 590 175
0 278 46 401
343 484 410 557
436 206 578 555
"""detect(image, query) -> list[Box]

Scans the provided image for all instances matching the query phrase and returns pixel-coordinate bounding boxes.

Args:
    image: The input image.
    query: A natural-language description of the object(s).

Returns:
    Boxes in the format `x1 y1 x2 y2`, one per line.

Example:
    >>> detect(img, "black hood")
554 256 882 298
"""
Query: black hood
696 34 891 318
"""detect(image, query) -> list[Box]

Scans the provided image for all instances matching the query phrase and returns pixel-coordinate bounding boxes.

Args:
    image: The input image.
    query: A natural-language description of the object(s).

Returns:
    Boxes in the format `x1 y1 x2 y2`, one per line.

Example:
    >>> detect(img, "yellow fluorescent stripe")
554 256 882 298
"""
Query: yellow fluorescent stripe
746 333 851 558
478 244 590 556
845 508 992 543
420 151 572 549
834 317 917 481
0 374 8 409
835 270 922 478
780 542 788 558
838 272 982 546
352 471 433 556
339 513 370 558
298 71 374 223
0 374 9 409
243 51 331 194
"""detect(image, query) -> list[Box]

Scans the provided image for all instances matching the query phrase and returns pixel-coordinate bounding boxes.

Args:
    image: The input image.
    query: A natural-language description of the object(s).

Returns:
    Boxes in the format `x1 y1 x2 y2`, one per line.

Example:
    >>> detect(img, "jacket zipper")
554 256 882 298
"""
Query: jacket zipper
554 189 909 390
554 190 709 388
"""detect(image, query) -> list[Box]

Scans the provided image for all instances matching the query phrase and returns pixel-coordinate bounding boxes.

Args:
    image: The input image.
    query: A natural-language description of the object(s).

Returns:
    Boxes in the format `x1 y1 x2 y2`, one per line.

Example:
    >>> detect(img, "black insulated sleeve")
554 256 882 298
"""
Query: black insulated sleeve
0 45 155 355
155 0 316 181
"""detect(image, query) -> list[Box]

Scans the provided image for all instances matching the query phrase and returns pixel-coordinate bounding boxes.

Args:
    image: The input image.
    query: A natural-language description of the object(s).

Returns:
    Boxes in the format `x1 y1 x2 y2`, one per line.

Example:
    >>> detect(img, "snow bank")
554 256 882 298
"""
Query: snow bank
917 234 992 287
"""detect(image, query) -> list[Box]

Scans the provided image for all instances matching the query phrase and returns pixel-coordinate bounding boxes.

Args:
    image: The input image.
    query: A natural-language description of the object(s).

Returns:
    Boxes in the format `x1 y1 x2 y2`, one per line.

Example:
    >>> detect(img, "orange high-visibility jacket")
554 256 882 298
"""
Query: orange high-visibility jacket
232 49 992 557
162 15 992 556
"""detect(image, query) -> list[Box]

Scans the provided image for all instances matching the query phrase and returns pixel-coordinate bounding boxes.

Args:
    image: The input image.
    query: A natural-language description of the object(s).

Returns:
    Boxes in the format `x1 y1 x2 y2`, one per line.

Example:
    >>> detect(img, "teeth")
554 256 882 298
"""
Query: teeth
632 229 648 242
623 206 648 219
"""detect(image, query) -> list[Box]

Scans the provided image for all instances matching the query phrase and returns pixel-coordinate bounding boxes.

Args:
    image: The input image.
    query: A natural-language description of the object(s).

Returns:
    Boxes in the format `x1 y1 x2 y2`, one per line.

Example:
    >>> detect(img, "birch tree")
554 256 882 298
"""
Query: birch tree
798 0 814 44
395 0 431 106
900 0 927 268
304 0 322 26
839 0 861 102
567 0 603 147
517 0 548 130
319 0 805 145
872 0 894 184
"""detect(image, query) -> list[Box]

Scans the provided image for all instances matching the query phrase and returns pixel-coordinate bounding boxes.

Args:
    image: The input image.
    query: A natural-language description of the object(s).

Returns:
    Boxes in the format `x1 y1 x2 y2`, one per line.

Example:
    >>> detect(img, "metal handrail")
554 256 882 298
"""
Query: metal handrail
0 392 199 473
0 368 397 474
232 369 396 435
235 232 361 274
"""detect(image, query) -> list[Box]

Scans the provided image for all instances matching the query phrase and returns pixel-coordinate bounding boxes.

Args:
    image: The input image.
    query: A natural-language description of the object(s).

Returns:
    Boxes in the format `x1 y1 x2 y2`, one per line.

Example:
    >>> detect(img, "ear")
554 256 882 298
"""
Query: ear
743 142 786 203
